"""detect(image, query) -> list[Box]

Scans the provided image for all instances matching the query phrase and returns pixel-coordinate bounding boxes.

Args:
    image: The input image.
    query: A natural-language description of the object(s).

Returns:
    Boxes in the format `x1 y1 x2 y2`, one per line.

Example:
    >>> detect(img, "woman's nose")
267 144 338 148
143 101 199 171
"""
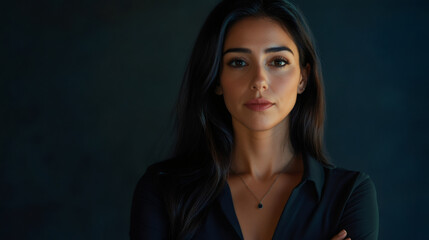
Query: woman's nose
250 65 268 91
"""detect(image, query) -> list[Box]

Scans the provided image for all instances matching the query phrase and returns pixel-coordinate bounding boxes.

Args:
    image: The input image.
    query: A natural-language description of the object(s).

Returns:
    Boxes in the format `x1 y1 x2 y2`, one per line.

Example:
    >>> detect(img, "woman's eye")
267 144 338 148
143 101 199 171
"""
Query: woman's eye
228 59 248 68
269 58 288 67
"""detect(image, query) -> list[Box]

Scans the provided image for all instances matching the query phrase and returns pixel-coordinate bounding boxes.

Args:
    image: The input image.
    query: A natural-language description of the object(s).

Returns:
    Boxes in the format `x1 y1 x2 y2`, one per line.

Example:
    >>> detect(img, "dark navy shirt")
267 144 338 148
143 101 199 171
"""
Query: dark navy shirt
130 156 379 239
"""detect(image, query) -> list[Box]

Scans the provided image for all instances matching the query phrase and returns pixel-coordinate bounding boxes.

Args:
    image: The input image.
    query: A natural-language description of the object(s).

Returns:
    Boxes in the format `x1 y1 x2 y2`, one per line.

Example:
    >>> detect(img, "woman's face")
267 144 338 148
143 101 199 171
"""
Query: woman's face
219 17 307 132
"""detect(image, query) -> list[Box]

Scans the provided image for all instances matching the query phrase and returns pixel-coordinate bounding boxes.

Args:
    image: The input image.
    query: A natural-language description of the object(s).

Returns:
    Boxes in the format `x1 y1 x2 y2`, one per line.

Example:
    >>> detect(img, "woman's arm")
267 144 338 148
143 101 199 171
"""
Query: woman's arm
130 172 169 240
338 173 379 240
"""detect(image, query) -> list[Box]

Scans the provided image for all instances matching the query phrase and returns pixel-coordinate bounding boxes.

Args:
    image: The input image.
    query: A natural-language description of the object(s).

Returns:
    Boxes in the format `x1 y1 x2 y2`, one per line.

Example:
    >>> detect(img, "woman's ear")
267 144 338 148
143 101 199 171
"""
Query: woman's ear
215 85 223 95
298 63 310 94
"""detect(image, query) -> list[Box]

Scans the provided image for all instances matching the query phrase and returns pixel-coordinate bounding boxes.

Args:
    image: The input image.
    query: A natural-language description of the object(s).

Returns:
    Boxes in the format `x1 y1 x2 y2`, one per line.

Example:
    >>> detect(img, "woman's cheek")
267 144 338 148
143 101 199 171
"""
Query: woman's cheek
276 68 301 90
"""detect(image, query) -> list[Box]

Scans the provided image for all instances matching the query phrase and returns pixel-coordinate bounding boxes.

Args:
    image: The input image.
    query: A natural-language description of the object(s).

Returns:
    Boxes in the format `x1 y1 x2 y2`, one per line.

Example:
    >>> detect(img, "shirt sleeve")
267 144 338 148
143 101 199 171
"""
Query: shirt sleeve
339 173 379 240
130 171 169 240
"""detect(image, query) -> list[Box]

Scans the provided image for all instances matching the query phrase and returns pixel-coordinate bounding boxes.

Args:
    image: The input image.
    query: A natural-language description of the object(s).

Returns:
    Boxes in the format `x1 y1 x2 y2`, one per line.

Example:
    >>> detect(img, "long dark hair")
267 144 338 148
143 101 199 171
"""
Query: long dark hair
156 0 329 238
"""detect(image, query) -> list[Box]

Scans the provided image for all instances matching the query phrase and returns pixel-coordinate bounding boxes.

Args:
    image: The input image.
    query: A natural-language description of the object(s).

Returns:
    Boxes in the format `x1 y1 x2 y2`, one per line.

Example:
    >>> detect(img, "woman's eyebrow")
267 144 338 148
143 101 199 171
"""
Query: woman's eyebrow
265 46 293 55
223 46 294 55
223 48 251 55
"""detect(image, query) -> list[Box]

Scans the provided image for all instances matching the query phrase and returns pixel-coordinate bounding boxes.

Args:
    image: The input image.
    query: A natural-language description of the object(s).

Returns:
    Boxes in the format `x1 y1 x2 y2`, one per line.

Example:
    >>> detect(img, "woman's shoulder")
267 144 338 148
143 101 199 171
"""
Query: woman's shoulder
323 166 379 238
329 165 372 178
134 156 198 193
326 165 375 190
130 158 178 238
305 156 376 192
321 164 378 210
135 157 181 190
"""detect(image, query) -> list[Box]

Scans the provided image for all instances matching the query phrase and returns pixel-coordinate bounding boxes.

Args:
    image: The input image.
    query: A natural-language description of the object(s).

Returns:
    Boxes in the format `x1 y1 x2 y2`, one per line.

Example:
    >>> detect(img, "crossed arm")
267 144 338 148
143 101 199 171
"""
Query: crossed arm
331 175 379 240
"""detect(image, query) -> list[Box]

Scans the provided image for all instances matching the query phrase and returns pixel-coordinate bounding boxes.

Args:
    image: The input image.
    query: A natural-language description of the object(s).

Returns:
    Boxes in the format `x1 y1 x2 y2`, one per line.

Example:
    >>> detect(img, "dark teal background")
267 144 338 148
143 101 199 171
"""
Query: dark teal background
2 0 428 239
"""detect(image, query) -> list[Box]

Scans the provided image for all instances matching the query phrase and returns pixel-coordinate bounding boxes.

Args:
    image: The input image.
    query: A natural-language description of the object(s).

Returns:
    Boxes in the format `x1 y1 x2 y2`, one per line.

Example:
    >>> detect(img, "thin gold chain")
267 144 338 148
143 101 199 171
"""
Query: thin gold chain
237 173 280 209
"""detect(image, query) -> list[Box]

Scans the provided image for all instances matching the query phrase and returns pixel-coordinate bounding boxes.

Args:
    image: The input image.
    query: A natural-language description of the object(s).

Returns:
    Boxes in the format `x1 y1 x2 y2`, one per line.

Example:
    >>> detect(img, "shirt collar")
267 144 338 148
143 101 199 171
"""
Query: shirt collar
302 154 332 200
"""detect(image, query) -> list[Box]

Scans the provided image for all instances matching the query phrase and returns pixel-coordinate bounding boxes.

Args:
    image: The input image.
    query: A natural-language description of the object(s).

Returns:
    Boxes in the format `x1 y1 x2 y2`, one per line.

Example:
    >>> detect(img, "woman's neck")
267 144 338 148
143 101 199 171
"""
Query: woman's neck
229 119 299 180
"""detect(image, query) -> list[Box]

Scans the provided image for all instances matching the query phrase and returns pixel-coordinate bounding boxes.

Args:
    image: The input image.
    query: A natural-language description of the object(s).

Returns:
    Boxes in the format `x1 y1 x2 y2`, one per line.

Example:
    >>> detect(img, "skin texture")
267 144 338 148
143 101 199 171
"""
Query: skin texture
219 18 306 134
219 16 307 179
331 230 351 240
219 17 350 240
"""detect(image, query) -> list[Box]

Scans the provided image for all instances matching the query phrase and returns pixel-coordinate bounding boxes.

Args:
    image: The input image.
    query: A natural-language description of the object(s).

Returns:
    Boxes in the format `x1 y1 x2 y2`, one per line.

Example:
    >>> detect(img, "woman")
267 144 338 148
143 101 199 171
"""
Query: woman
130 0 379 239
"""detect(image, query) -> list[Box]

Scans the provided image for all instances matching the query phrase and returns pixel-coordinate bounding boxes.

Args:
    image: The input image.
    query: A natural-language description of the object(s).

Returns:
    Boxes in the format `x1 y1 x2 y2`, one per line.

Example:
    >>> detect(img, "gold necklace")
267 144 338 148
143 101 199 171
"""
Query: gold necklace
237 174 280 209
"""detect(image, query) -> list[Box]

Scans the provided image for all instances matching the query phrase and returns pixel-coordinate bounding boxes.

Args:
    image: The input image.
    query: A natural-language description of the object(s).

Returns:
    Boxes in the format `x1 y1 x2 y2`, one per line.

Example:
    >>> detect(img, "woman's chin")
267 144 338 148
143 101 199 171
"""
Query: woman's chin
232 119 287 133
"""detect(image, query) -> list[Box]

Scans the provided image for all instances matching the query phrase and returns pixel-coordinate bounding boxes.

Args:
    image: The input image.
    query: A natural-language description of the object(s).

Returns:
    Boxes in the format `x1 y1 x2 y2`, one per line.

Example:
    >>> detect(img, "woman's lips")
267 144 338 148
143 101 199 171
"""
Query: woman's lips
244 98 274 111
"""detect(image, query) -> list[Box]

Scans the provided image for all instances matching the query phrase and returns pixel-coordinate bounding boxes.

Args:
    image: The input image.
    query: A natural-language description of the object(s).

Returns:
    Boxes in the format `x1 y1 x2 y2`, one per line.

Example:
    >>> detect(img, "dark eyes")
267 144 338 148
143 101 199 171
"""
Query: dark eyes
269 58 288 67
227 57 289 68
228 58 248 67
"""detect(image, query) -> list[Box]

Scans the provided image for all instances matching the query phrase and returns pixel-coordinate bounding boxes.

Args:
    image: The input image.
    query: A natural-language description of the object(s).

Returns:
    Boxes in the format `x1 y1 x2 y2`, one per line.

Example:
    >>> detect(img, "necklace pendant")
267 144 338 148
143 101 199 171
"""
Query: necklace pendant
258 203 263 209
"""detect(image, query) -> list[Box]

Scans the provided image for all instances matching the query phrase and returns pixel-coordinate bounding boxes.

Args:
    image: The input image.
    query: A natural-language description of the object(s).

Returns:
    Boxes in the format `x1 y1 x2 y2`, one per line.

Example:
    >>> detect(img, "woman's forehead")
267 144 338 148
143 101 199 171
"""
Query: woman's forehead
223 16 297 53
